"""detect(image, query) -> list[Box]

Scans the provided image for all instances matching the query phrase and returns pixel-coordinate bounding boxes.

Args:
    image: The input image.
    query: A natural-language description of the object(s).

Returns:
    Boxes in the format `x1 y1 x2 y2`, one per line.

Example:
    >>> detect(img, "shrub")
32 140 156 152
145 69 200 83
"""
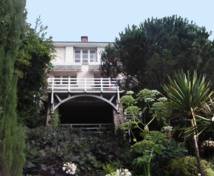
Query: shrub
151 139 188 175
166 156 214 176
24 126 131 176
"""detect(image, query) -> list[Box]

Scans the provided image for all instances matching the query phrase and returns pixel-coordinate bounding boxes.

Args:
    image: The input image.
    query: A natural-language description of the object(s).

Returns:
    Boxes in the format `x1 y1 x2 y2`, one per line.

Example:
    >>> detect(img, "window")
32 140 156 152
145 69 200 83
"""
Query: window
74 48 97 63
90 50 96 62
82 49 88 63
75 50 80 63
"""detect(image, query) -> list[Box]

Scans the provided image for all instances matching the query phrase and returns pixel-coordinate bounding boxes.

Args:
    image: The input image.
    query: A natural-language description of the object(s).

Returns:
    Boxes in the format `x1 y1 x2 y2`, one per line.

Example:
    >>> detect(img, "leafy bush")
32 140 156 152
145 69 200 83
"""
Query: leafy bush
24 126 131 176
24 126 99 175
166 156 214 176
151 139 188 175
50 110 60 128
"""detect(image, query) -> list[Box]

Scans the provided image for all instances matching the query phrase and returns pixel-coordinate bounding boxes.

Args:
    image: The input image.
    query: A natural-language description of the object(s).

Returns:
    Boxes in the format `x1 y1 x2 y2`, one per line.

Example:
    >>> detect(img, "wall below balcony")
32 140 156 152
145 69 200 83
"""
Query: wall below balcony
77 65 94 82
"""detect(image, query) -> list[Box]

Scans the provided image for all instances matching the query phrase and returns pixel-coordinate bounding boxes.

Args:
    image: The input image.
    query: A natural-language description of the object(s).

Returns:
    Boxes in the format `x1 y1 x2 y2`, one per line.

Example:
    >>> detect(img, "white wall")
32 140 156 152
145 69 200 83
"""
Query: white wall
54 47 65 63
51 42 109 79
77 65 94 78
65 46 73 63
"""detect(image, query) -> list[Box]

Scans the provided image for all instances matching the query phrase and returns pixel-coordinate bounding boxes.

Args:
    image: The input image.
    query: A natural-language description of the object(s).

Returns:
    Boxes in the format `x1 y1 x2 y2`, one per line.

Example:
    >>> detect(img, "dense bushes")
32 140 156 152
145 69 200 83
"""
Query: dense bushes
23 87 214 175
24 126 131 176
24 125 214 176
151 139 188 175
166 156 214 176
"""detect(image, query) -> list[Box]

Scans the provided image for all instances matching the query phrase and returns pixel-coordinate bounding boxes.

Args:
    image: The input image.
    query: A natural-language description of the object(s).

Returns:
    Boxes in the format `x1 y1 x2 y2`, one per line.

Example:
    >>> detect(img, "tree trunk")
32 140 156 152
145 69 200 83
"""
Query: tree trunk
166 117 172 143
193 133 204 176
191 109 205 176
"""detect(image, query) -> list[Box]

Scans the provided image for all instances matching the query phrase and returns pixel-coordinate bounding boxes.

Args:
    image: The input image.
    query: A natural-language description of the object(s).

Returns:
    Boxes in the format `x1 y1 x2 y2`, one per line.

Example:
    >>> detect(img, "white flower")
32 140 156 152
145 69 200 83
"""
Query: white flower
144 98 154 102
62 162 77 175
106 168 132 176
162 126 173 132
201 139 214 148
126 90 134 95
157 97 168 102
151 90 160 95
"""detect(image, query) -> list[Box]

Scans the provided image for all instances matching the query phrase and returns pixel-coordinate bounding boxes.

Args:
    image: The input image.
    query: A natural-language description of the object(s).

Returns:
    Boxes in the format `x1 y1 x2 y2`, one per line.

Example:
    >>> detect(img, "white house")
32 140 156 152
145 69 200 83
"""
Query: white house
47 36 124 132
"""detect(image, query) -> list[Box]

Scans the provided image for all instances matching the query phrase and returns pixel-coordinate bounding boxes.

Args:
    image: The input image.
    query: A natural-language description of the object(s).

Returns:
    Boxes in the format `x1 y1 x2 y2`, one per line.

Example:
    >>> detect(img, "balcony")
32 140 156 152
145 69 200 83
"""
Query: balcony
47 77 122 93
52 64 81 71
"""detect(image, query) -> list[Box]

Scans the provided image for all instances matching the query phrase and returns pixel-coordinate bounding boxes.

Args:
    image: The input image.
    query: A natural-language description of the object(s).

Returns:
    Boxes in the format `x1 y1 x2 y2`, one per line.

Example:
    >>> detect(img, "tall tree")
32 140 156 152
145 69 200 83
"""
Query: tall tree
0 0 26 175
16 19 54 128
100 15 214 91
162 70 213 176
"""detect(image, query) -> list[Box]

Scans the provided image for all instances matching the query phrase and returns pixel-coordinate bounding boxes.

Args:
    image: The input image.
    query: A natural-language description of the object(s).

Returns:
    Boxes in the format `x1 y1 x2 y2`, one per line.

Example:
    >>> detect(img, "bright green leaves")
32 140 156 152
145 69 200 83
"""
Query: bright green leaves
162 70 213 117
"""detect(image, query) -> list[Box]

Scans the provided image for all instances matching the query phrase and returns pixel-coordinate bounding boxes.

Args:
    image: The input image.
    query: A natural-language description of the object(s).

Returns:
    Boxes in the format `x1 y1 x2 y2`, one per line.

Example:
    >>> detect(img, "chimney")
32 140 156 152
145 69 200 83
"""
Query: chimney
81 36 88 42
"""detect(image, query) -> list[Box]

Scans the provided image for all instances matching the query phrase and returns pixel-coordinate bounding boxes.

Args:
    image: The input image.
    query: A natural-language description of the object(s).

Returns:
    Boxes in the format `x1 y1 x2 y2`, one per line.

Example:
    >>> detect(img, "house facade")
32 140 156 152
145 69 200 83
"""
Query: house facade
47 36 124 131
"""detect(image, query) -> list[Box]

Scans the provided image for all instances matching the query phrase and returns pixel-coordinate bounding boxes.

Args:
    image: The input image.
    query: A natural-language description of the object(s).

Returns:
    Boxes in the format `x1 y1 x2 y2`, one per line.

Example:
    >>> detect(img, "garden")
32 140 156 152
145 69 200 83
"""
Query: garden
23 71 214 176
1 1 214 175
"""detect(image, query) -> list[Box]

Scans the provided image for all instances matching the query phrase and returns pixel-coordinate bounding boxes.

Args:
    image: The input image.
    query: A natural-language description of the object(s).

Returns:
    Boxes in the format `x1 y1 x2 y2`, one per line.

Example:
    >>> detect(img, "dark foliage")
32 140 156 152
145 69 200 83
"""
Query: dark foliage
100 15 214 91
24 127 131 176
0 0 26 175
16 19 54 128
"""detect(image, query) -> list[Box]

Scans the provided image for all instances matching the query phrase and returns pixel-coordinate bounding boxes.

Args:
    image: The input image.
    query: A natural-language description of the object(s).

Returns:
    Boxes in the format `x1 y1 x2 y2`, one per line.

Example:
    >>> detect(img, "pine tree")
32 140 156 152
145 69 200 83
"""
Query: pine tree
0 0 26 175
100 15 214 91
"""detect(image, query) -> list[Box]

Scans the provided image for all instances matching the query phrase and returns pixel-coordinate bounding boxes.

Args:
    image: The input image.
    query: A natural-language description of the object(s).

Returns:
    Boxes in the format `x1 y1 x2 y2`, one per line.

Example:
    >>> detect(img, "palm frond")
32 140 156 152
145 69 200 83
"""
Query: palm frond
162 70 213 113
162 70 213 139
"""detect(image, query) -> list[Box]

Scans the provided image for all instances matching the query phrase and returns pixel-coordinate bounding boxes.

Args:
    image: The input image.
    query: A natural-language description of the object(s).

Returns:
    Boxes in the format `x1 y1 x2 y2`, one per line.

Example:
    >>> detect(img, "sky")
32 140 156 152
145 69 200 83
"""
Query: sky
26 0 214 42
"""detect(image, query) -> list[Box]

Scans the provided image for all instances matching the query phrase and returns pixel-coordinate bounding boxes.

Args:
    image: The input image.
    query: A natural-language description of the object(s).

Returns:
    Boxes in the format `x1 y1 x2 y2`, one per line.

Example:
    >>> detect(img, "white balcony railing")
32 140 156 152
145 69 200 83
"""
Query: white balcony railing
47 77 121 93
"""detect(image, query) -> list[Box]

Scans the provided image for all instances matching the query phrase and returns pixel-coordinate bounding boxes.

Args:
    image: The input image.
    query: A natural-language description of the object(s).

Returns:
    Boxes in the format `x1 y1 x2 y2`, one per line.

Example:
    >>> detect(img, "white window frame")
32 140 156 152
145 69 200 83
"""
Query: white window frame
90 49 96 62
74 50 81 63
74 48 97 64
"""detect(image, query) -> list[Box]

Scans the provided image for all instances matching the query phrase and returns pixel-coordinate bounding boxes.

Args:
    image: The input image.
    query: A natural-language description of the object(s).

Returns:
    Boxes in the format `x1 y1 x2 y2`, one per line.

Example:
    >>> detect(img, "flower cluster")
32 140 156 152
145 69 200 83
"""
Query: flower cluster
151 89 160 95
106 168 132 176
201 139 214 148
157 97 168 102
62 162 77 175
144 98 154 102
162 126 173 132
126 90 134 95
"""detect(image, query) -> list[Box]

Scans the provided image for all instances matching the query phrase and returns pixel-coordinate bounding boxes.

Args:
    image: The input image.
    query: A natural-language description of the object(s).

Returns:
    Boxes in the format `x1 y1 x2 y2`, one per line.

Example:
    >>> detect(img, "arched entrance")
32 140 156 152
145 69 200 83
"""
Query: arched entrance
47 92 124 131
57 96 113 124
59 104 113 124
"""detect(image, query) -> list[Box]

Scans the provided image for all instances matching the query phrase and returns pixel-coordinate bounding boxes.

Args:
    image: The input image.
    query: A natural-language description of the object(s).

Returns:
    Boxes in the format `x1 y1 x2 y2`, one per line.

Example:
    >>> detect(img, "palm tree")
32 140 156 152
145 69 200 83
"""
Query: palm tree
162 70 213 176
185 99 214 138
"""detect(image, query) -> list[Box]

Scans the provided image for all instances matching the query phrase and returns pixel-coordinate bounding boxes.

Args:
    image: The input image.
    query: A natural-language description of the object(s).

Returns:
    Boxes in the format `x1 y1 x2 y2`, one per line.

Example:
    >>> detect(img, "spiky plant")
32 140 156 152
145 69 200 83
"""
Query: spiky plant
162 70 213 176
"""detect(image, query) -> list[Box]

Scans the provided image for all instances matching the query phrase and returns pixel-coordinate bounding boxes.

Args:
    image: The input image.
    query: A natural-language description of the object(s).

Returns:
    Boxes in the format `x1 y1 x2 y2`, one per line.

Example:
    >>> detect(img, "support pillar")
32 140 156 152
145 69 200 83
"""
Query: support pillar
46 103 52 126
113 104 124 132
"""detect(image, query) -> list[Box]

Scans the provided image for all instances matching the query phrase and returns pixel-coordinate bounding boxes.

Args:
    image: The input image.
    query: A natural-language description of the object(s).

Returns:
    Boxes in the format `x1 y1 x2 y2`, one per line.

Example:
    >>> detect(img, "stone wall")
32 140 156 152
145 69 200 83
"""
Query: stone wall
113 104 124 131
